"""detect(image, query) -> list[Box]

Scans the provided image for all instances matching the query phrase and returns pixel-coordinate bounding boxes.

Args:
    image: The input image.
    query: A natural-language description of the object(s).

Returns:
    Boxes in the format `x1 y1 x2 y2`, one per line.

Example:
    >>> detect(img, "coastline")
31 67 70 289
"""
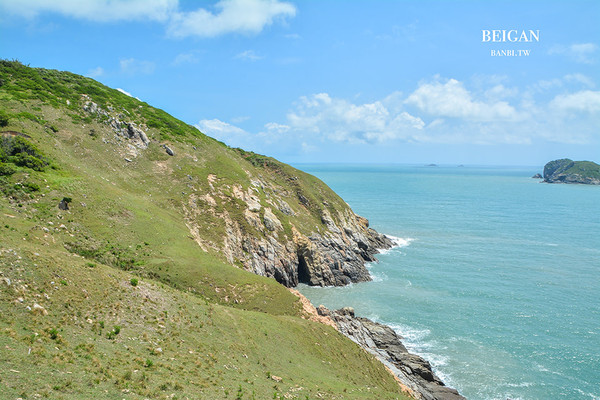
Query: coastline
290 236 465 400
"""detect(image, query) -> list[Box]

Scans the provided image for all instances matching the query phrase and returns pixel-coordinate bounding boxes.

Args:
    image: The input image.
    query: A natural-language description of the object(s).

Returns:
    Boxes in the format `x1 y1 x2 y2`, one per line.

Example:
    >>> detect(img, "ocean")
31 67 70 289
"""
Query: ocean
295 164 600 400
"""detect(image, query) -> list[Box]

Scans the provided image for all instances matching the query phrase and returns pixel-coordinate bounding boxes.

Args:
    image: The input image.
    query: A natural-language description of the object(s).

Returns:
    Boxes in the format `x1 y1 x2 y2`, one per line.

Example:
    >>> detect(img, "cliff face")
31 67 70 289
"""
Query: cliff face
543 159 600 185
183 170 393 288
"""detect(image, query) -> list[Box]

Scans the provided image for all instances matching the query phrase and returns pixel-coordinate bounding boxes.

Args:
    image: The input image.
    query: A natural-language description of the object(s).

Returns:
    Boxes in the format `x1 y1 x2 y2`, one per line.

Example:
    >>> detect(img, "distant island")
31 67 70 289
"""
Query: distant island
542 159 600 185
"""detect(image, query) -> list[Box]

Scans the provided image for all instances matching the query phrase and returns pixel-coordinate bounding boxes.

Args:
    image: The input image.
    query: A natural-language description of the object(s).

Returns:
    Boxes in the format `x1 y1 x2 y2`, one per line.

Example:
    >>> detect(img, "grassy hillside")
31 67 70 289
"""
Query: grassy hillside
563 160 600 179
0 60 411 399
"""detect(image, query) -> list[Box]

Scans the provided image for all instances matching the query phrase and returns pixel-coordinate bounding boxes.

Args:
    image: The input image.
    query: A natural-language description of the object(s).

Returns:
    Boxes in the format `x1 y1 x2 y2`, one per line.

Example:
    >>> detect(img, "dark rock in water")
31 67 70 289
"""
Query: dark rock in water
532 173 542 179
328 308 466 400
543 159 600 185
426 164 438 167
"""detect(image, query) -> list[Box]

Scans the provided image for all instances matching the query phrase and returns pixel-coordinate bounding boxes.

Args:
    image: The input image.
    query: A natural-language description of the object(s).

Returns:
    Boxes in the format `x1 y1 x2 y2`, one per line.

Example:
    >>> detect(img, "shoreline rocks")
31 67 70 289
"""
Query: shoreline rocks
320 306 466 400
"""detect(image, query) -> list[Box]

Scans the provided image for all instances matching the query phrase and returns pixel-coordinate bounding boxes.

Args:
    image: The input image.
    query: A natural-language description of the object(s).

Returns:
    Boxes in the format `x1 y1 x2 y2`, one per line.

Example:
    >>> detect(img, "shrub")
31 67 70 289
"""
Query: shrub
0 136 48 171
48 328 59 340
130 278 138 287
0 110 9 127
106 325 120 339
11 152 46 171
22 181 40 192
0 162 16 176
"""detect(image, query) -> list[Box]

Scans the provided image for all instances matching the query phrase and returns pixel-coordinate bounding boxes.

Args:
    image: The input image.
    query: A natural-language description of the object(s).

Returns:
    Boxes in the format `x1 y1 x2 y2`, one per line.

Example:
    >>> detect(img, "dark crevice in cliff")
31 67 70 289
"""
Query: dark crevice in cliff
297 254 311 284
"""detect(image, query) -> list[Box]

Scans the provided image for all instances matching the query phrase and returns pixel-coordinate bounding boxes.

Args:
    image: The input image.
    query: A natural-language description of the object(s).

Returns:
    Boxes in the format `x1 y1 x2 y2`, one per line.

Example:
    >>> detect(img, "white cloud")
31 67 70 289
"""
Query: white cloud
192 76 599 157
286 93 424 144
234 50 263 61
484 84 519 101
120 58 155 75
1 0 295 38
0 0 177 22
231 116 250 123
116 87 141 100
405 78 520 121
262 77 600 147
117 88 133 97
172 52 199 66
167 0 296 38
264 122 290 133
195 119 250 146
548 43 598 64
550 90 600 113
86 66 104 78
564 73 595 88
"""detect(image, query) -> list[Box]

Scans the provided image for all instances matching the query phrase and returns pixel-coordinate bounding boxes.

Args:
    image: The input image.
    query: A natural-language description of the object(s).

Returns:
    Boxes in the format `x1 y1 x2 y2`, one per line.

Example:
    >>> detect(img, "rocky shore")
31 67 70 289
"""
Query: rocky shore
317 306 466 400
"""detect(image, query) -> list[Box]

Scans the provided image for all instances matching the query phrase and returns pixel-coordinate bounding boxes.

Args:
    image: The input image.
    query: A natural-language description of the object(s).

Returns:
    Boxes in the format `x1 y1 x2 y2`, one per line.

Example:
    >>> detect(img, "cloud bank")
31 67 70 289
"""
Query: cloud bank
0 0 177 22
198 75 600 152
168 0 296 38
0 0 296 38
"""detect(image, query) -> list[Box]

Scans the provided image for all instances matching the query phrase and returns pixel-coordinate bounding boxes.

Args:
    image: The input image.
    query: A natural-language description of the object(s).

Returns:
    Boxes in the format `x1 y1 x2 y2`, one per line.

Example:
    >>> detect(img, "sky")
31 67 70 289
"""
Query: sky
1 0 599 166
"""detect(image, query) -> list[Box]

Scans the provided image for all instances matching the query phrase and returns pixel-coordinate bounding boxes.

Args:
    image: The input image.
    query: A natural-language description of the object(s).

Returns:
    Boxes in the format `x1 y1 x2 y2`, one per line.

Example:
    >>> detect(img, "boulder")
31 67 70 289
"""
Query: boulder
164 145 174 156
32 303 48 316
263 208 283 231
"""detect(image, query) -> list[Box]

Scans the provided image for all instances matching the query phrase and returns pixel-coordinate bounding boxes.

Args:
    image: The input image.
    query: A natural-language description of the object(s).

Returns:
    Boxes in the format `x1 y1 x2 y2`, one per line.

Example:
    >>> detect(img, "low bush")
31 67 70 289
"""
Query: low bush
0 110 9 127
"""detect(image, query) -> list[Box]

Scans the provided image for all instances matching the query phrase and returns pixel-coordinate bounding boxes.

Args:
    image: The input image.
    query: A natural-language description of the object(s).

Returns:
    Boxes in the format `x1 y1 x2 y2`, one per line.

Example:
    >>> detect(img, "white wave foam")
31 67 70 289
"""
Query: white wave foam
381 321 459 388
376 235 414 255
575 387 600 399
386 235 414 248
507 382 534 388
385 322 431 343
370 271 388 282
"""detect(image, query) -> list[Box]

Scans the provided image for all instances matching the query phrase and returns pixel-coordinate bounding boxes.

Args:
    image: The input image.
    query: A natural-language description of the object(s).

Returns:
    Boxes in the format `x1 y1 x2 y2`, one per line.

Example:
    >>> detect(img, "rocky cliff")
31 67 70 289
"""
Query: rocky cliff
319 306 465 400
543 159 600 185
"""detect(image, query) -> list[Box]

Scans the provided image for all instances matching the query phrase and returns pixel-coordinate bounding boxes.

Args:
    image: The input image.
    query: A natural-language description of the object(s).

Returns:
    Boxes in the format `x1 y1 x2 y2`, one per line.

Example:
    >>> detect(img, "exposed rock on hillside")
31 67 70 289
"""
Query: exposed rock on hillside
184 174 393 287
323 307 465 400
82 97 150 156
543 159 600 185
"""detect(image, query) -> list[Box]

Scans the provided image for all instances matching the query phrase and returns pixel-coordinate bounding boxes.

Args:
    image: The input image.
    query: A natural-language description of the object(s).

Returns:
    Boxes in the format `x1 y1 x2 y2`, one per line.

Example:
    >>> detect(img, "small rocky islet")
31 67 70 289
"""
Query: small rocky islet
539 159 600 185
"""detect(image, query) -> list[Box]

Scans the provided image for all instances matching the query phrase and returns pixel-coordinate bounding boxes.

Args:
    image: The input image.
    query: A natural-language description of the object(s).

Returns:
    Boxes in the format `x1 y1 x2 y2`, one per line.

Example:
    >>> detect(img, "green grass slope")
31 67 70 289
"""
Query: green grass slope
0 60 411 399
564 160 600 179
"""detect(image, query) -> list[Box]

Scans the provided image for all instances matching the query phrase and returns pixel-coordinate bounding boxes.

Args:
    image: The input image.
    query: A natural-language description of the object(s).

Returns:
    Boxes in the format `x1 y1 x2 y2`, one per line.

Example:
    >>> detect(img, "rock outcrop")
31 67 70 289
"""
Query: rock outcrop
82 96 151 157
322 307 465 400
543 159 600 185
183 175 394 288
294 209 393 286
531 173 542 179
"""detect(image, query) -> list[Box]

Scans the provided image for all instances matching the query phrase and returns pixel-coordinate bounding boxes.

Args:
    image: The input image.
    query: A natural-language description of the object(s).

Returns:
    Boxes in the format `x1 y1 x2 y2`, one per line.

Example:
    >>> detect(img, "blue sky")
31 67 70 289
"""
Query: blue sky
1 0 599 166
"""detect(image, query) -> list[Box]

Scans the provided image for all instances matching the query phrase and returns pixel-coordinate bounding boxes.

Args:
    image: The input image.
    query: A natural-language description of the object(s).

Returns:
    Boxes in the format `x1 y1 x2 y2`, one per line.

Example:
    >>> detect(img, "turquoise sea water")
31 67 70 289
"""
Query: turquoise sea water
295 164 600 400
